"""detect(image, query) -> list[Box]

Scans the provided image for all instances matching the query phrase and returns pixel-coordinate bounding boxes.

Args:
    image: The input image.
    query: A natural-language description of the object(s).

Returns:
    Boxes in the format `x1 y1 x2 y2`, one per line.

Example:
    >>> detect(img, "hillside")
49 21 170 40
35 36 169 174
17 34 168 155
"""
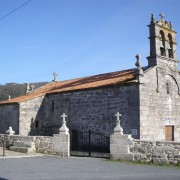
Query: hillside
0 82 48 102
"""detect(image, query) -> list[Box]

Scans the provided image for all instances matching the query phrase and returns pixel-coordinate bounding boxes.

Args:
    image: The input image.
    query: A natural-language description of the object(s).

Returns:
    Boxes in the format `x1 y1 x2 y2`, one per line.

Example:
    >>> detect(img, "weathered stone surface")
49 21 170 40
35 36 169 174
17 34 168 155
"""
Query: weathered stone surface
0 105 19 134
110 153 134 161
130 140 180 165
110 134 180 165
0 134 70 157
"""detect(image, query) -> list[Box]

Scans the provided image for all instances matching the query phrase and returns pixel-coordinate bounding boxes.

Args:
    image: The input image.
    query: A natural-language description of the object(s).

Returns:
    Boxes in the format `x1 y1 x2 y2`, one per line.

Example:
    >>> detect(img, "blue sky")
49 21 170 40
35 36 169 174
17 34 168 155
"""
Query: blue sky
0 0 179 84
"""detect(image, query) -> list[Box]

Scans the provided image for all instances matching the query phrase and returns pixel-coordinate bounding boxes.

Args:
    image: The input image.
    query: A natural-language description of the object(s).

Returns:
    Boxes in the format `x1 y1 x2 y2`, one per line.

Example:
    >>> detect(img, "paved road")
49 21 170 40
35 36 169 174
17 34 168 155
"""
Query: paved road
0 156 179 180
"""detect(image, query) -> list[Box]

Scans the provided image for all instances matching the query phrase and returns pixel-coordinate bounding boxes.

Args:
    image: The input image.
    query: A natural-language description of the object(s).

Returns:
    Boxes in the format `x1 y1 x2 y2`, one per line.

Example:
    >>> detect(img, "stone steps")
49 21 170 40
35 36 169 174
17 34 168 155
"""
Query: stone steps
9 146 34 153
13 141 33 148
9 140 35 153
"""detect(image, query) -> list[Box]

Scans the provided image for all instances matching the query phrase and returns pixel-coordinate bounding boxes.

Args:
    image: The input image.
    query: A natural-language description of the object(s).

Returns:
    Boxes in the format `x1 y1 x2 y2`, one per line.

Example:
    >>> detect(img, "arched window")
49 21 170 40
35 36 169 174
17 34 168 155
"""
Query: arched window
160 30 166 56
168 33 173 58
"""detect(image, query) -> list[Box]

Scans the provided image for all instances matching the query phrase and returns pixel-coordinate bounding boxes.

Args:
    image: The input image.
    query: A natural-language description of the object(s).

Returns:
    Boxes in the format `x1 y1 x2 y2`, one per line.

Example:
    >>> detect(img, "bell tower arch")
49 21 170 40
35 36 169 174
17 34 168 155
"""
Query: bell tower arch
147 13 178 70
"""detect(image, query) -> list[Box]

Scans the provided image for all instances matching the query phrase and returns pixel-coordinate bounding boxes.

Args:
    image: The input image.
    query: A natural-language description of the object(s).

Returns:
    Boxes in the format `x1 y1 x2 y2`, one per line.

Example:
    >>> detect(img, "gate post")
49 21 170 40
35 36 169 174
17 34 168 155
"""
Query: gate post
88 130 91 157
110 112 134 161
52 113 70 157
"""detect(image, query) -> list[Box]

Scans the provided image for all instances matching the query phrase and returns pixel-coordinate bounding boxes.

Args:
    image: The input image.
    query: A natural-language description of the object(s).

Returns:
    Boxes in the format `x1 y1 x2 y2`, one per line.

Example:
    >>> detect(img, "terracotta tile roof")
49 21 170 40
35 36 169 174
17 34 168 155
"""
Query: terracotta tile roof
0 68 137 105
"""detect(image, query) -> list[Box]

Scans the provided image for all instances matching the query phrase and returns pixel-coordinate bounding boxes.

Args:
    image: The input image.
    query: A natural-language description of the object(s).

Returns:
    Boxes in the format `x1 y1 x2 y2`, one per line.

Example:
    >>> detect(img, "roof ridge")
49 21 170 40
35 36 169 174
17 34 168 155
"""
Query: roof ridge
0 67 137 105
57 67 136 83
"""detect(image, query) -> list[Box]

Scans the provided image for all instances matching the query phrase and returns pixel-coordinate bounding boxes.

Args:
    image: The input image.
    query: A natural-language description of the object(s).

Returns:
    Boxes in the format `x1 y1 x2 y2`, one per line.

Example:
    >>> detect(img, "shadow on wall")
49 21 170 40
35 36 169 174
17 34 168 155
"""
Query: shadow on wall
0 177 8 180
28 96 53 136
27 85 140 138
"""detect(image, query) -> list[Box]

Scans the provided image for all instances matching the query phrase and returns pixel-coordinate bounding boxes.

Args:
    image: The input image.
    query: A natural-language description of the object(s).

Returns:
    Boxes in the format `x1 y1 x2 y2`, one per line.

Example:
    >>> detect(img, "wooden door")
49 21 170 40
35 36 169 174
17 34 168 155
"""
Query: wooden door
165 126 174 141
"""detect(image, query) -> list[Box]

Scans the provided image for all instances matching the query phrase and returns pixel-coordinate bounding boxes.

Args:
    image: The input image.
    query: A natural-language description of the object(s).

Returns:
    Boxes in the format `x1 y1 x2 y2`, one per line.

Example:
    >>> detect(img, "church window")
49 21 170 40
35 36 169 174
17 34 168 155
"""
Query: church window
160 30 166 56
166 83 170 94
168 33 173 58
35 120 39 128
51 101 55 112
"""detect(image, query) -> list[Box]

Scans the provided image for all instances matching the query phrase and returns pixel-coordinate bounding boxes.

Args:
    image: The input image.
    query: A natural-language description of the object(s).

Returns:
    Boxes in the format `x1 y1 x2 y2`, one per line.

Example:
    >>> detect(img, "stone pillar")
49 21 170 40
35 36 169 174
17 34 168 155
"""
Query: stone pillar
52 113 70 157
110 113 134 161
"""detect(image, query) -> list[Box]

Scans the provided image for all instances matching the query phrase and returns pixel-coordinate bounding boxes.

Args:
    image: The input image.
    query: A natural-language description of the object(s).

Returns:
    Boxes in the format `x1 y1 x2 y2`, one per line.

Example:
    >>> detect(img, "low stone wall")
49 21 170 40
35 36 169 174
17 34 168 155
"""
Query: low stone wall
0 134 35 148
130 140 180 165
35 136 53 154
0 133 70 157
35 134 70 157
110 133 180 165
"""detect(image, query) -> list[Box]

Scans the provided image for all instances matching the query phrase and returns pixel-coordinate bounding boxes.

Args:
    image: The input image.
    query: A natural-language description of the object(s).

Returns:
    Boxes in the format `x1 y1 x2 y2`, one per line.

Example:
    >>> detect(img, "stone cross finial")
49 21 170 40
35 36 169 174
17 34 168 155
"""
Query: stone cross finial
53 72 58 82
135 54 143 79
114 112 123 134
59 113 69 134
61 113 67 122
26 83 30 94
6 126 15 135
135 54 141 68
169 21 173 29
115 112 121 121
151 13 155 24
159 12 165 21
31 84 35 91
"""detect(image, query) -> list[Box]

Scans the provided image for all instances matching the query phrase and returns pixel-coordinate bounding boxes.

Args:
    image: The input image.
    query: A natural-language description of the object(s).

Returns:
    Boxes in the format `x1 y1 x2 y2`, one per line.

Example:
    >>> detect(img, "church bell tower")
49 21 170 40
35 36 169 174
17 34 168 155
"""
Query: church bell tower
147 13 178 70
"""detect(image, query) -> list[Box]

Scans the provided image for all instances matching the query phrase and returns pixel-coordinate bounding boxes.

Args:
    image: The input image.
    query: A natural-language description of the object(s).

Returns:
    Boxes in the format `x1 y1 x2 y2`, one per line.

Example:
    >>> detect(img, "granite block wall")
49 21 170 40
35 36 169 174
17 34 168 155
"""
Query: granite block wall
140 66 180 141
19 96 50 136
0 134 70 157
0 104 19 134
47 85 140 138
130 140 180 165
110 133 180 165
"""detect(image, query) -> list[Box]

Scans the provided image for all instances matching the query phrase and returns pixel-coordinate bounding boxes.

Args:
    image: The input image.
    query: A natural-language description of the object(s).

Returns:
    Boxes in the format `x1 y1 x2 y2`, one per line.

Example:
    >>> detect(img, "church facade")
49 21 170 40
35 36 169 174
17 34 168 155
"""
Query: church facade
0 14 180 141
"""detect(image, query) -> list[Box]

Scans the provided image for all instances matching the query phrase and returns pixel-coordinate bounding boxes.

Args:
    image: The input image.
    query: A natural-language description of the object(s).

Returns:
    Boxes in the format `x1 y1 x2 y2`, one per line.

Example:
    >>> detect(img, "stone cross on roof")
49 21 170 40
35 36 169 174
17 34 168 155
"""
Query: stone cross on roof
53 72 58 82
31 84 35 91
26 83 30 94
159 12 165 21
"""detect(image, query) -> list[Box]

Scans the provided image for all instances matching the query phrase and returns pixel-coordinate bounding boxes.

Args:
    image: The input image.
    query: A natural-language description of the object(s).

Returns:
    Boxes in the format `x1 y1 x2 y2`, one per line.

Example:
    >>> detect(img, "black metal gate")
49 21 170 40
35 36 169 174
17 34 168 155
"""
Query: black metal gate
70 130 110 158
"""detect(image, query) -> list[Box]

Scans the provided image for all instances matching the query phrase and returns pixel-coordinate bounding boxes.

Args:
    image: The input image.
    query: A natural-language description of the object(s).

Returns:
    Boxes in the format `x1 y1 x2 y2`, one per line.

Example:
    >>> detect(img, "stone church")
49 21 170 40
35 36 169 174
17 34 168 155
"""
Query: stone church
0 14 180 141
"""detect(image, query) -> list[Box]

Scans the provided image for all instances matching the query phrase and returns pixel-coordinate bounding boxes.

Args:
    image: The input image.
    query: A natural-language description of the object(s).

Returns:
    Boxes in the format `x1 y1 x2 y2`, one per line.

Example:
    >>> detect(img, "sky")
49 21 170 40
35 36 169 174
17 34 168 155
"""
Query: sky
0 0 179 85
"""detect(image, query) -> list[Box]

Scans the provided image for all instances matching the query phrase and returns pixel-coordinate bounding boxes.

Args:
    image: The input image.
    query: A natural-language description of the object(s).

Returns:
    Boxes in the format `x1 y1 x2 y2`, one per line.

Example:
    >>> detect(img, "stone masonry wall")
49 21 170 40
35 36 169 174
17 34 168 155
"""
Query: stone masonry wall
130 140 180 165
47 85 140 138
110 133 180 165
140 66 180 141
19 96 49 136
0 134 35 148
0 104 19 134
0 134 70 157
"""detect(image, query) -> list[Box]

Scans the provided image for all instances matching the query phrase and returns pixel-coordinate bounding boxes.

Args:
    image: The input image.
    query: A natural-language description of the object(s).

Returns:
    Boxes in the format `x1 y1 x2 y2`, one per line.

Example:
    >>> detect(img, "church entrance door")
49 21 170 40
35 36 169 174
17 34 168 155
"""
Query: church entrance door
165 126 174 141
70 130 110 158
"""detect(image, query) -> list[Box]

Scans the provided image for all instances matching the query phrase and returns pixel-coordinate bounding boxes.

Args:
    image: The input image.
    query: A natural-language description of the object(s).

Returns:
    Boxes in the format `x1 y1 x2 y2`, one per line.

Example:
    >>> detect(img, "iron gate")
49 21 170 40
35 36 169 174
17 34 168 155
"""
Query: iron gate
70 130 110 158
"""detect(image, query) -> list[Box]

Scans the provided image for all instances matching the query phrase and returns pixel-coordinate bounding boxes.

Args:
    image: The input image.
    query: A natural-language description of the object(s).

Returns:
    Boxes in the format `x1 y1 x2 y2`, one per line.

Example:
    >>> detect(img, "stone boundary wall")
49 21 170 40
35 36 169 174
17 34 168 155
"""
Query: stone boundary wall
0 134 70 157
1 133 179 165
110 133 180 165
130 140 180 165
0 134 35 147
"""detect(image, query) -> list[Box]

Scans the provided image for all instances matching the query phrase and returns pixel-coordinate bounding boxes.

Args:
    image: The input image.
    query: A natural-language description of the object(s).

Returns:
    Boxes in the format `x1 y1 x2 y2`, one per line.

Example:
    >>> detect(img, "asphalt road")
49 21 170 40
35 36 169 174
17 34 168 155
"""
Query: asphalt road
0 156 180 180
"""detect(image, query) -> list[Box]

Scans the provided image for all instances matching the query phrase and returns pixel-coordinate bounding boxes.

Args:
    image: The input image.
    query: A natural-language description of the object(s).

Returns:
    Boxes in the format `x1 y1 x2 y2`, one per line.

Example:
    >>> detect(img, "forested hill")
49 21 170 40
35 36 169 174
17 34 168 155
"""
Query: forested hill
0 82 48 102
